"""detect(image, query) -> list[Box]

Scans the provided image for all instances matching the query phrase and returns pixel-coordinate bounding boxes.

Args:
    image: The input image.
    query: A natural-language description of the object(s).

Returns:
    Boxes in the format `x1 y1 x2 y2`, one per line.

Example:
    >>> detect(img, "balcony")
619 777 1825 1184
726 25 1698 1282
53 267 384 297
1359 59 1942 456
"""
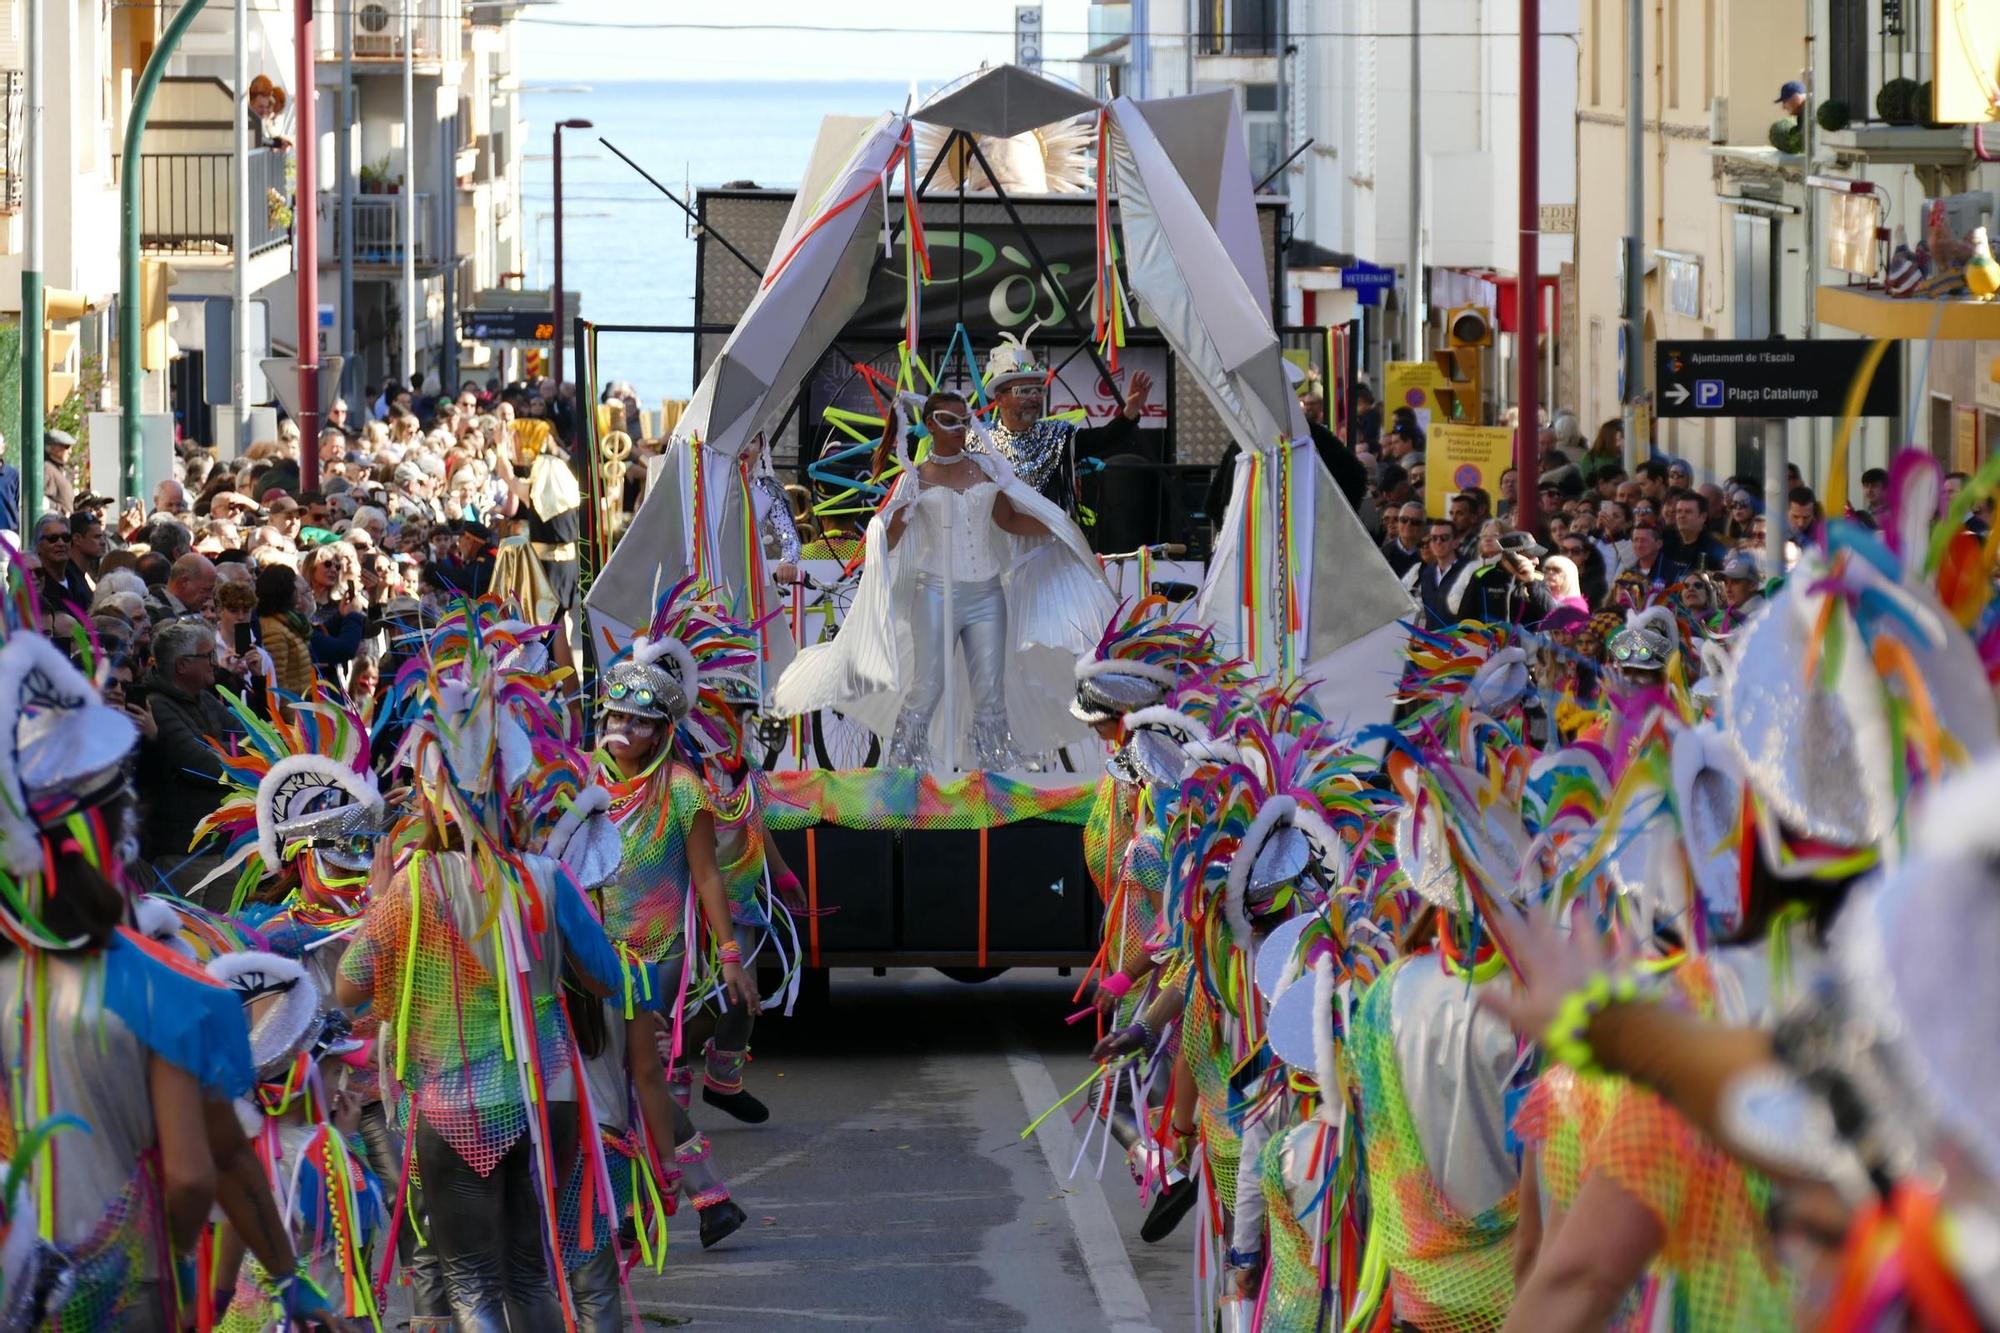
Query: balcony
319 192 441 268
118 147 291 256
315 0 463 68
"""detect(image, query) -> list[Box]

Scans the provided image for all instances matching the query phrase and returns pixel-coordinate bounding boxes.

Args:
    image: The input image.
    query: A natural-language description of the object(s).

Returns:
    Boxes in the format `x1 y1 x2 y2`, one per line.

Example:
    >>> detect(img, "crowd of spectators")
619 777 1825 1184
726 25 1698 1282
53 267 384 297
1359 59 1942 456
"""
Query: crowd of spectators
14 372 596 902
1348 402 1996 697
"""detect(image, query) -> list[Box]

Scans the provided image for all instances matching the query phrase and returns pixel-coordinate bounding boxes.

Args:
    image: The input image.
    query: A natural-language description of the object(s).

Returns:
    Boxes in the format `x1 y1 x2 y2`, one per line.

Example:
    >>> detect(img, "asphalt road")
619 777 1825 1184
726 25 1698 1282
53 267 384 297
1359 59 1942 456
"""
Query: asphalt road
621 967 1199 1332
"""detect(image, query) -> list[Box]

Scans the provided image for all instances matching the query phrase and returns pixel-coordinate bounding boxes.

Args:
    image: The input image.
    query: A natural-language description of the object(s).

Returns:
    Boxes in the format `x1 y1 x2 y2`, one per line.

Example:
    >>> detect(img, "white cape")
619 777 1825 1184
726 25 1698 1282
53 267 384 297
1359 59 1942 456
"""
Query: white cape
772 449 1115 770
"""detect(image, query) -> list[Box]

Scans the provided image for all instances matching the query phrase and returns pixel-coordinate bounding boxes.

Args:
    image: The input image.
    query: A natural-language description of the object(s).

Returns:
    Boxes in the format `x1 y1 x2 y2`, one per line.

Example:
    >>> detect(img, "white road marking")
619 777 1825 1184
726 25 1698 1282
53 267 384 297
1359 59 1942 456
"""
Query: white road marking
1004 1046 1161 1333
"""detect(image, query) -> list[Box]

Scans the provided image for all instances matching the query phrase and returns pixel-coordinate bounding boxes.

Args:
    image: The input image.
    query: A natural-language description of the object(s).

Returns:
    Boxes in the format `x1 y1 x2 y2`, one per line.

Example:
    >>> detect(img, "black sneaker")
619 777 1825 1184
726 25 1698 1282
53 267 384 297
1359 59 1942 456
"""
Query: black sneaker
1139 1176 1198 1244
698 1198 748 1249
702 1084 771 1124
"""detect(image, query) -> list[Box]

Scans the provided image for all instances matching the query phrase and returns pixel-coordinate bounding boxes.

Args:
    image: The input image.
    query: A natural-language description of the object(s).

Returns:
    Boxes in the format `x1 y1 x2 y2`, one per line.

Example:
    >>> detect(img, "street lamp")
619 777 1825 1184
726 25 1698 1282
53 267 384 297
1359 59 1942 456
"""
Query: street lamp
551 116 592 435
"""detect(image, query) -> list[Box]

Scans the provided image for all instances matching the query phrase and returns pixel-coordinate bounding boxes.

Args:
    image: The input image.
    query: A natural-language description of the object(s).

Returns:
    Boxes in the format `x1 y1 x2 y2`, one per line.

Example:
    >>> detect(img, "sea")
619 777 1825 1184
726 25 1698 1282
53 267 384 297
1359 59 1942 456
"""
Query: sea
519 79 911 411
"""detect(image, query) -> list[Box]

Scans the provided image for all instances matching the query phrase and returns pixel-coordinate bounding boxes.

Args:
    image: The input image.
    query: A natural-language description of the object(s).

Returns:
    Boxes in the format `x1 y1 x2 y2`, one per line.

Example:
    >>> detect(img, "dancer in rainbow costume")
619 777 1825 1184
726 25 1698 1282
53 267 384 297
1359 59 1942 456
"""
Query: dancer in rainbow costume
588 578 762 1250
335 626 644 1327
0 600 339 1330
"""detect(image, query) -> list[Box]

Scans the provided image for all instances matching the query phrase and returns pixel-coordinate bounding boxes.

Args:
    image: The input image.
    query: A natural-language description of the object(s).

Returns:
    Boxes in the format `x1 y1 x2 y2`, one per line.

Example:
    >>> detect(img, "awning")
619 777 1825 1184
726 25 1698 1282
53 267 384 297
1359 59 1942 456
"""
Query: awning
1817 284 2000 341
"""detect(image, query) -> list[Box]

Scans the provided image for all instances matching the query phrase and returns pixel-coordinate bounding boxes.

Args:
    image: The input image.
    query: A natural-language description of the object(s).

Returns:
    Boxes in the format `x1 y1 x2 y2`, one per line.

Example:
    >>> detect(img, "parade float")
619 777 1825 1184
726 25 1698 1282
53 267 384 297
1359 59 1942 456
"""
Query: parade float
580 65 1414 978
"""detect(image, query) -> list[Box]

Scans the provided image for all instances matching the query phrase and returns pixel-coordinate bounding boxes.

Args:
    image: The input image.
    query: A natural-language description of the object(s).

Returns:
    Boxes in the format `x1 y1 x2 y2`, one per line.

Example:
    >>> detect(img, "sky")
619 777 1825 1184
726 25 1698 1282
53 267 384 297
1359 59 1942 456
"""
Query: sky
515 0 1098 84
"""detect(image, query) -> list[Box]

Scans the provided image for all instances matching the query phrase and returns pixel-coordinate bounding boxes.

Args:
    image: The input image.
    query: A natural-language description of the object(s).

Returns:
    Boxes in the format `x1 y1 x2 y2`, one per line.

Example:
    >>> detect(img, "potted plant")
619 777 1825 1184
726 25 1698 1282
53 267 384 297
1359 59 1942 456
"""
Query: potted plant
1769 118 1805 154
1816 98 1851 132
360 157 390 194
1876 77 1921 126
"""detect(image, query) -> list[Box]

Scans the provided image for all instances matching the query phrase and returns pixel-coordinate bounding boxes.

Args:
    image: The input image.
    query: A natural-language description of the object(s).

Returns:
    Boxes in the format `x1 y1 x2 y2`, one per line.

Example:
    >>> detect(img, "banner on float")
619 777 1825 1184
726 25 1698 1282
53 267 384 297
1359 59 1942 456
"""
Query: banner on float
1385 360 1446 439
1425 423 1515 519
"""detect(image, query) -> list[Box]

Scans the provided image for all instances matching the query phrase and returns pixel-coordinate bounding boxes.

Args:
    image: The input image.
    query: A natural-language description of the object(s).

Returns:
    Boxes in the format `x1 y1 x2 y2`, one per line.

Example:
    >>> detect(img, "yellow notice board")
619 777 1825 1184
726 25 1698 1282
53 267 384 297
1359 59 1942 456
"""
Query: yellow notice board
1385 361 1446 437
1427 424 1516 519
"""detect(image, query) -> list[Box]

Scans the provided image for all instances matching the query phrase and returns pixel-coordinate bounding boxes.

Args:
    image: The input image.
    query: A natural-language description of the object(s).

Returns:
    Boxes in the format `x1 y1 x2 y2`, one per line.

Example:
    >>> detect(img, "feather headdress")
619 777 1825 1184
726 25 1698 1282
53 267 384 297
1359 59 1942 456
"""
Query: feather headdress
193 692 384 914
616 576 764 759
1072 596 1218 723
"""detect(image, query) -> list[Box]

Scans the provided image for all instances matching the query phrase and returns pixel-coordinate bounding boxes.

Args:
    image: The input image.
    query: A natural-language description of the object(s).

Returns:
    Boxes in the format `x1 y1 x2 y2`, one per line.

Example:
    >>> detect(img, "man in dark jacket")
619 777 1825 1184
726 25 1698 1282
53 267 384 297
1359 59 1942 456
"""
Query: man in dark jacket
1404 519 1473 629
136 618 242 904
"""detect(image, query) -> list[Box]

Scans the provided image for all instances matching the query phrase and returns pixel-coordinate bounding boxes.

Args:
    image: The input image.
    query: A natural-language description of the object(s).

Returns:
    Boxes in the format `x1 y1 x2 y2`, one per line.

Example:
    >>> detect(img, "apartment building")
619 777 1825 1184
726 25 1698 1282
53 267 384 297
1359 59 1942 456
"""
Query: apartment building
1574 0 1996 486
1090 0 1579 407
0 0 166 431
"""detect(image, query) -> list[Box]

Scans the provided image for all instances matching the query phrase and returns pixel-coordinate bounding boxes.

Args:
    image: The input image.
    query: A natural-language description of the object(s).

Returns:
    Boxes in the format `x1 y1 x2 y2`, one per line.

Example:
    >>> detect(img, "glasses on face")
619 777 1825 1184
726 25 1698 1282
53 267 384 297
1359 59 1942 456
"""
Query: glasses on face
1005 384 1044 398
1563 544 1587 557
1398 516 1422 526
1427 534 1454 546
38 532 69 544
606 681 657 707
929 412 967 431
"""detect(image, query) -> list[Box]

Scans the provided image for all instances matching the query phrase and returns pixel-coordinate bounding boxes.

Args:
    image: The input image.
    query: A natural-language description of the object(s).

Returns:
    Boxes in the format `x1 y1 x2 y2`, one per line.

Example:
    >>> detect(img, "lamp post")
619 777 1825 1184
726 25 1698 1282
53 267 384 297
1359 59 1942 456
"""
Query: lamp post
551 116 592 444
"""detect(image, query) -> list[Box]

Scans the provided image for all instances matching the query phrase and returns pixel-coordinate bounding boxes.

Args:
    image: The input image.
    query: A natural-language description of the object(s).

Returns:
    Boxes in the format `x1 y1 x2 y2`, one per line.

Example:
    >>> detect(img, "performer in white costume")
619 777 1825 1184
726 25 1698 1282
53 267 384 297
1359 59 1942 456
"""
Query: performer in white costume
773 389 1116 771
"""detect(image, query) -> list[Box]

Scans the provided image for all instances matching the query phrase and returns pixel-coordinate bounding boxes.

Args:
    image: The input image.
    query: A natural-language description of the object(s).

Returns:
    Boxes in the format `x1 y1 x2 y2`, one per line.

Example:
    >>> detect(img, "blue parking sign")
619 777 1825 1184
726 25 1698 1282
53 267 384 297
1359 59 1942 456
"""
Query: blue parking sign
1695 379 1725 409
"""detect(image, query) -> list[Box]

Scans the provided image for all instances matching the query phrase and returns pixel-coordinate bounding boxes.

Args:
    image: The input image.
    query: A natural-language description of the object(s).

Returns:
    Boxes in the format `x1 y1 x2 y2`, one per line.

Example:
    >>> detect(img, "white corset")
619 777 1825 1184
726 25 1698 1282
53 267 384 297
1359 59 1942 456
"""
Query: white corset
910 480 1005 583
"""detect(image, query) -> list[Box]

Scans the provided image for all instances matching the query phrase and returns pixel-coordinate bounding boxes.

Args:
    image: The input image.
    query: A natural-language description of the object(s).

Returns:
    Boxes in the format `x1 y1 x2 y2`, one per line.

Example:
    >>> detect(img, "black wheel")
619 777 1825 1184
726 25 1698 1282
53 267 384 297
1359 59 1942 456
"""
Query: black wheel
936 967 1009 984
812 707 881 770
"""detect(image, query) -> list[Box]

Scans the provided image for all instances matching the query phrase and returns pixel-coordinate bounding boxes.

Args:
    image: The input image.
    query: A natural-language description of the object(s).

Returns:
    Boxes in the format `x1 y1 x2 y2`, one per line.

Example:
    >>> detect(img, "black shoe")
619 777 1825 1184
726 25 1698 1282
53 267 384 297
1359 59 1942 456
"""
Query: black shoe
702 1083 771 1124
698 1198 747 1249
1139 1176 1198 1244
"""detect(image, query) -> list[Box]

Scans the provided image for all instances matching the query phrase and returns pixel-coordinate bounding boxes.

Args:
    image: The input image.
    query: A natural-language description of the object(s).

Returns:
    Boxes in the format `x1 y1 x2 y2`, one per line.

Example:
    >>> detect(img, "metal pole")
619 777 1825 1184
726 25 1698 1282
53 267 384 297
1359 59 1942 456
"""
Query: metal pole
21 0 43 520
441 112 458 391
400 0 416 390
1404 0 1424 361
230 0 249 459
294 0 321 488
552 124 566 395
1621 0 1644 471
120 0 210 507
1800 2 1819 488
1516 0 1542 536
339 0 355 401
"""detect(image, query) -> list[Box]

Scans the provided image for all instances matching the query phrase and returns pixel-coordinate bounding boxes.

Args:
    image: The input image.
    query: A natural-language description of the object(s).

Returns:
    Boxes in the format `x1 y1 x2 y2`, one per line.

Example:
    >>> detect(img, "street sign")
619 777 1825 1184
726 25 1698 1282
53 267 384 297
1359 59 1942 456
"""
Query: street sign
1655 340 1902 419
260 355 346 420
460 309 558 342
1015 4 1043 67
1338 260 1397 307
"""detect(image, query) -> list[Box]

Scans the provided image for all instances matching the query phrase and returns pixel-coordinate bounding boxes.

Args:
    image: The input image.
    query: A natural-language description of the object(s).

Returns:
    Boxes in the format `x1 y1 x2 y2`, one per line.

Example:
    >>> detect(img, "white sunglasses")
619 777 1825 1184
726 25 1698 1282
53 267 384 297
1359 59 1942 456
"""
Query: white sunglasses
929 411 968 430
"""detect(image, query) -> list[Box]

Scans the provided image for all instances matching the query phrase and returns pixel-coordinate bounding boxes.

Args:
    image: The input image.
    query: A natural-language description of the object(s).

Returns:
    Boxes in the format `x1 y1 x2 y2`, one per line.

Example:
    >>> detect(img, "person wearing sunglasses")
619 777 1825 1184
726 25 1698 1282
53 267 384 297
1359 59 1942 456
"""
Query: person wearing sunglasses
30 512 92 620
979 333 1153 514
776 388 1115 772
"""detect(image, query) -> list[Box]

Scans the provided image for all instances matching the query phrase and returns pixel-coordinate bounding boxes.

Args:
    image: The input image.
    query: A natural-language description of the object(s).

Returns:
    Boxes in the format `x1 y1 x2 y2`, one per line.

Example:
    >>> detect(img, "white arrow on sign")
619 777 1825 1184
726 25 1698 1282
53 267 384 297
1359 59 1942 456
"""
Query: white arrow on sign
259 355 345 420
1665 382 1690 406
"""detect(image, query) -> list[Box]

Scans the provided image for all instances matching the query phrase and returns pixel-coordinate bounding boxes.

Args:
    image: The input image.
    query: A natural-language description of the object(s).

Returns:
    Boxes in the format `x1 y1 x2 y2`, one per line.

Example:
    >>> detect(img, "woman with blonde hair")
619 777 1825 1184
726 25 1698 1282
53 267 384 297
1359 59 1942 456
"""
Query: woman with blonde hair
1542 554 1590 615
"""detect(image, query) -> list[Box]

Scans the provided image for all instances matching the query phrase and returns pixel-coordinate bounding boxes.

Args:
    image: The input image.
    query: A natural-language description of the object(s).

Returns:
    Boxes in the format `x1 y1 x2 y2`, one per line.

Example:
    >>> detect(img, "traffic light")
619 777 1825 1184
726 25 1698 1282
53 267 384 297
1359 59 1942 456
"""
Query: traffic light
43 287 89 406
140 259 179 371
1433 304 1492 425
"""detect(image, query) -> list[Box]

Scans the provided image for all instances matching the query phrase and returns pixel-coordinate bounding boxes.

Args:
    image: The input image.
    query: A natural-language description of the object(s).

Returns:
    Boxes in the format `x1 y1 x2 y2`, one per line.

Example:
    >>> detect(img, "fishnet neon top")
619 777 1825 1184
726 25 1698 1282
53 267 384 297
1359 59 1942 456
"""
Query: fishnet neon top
602 763 711 962
1349 960 1517 1333
1184 981 1243 1216
710 771 771 928
1261 1117 1347 1333
1514 960 1793 1331
1084 777 1138 902
340 853 574 1176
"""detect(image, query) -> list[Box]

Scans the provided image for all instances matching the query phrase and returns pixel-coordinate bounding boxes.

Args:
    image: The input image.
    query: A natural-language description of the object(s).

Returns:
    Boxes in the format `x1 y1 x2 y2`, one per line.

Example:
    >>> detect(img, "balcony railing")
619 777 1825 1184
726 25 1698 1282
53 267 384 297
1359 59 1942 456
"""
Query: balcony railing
316 0 463 64
118 147 291 255
320 192 439 266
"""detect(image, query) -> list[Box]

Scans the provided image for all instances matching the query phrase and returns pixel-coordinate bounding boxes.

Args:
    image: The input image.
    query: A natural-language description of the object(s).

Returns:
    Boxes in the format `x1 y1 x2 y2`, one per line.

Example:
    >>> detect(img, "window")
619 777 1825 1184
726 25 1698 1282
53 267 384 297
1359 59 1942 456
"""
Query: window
1667 0 1680 108
1197 0 1278 56
1828 0 1868 118
1702 0 1714 106
1242 83 1282 180
1590 0 1602 105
